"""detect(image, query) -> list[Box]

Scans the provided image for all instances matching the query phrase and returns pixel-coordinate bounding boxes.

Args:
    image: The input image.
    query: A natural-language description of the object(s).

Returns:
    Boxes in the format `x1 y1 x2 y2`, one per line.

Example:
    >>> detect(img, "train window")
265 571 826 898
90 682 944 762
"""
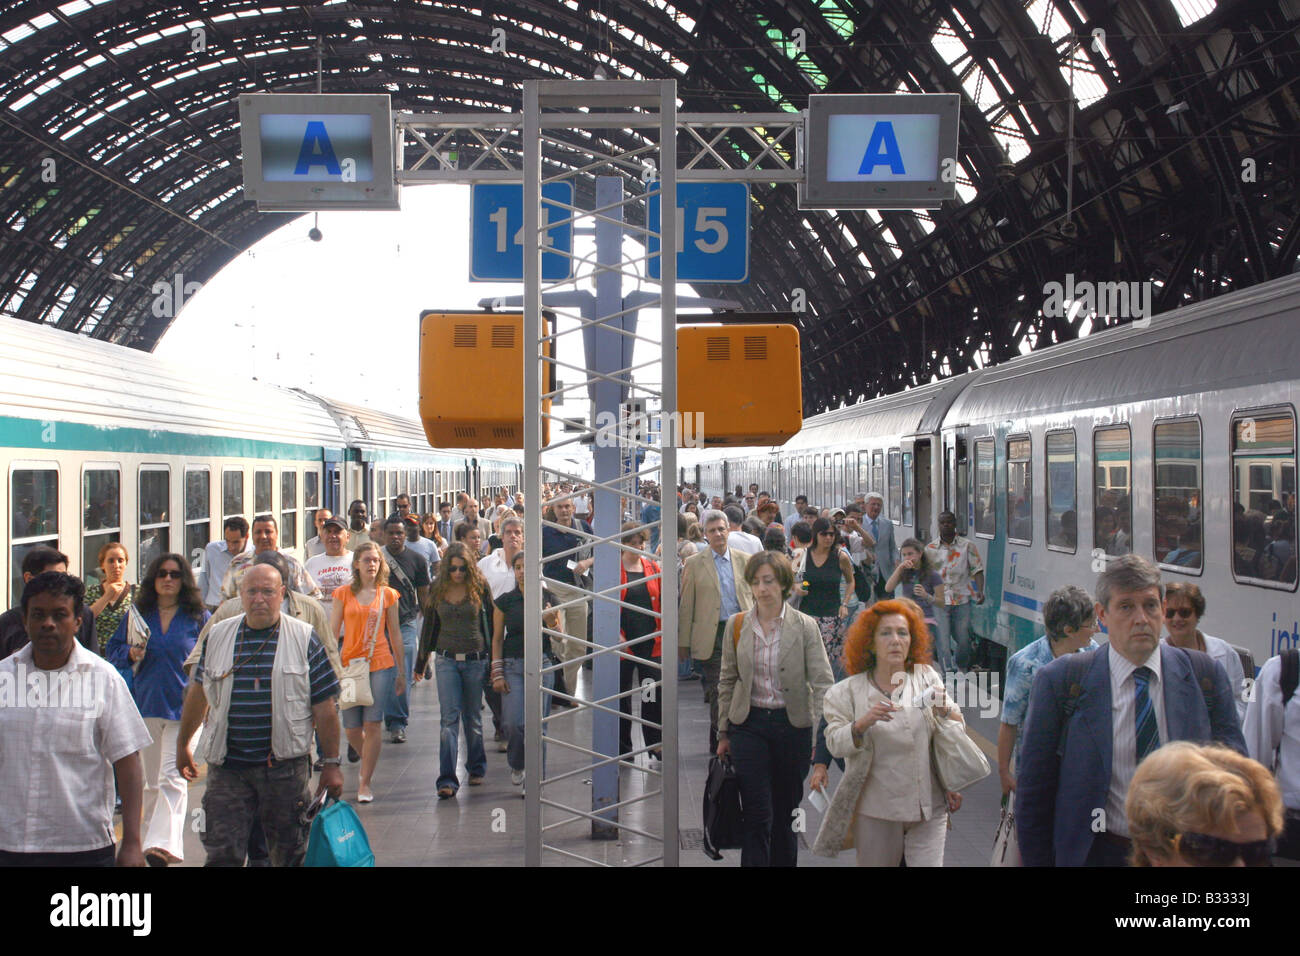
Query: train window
281 470 298 549
902 451 914 526
184 468 210 572
1154 419 1202 572
858 451 870 499
254 470 272 515
222 470 243 520
833 453 842 505
304 470 320 511
809 456 818 507
138 466 170 582
845 454 854 501
1231 410 1296 587
888 449 902 522
973 439 995 538
81 467 120 586
1045 431 1077 552
1094 426 1132 557
1006 437 1032 545
872 451 884 500
11 466 60 604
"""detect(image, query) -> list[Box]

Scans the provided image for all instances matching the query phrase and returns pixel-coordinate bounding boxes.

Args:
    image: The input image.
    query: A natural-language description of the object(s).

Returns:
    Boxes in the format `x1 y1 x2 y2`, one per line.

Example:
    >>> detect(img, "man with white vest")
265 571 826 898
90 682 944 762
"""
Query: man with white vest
177 564 341 867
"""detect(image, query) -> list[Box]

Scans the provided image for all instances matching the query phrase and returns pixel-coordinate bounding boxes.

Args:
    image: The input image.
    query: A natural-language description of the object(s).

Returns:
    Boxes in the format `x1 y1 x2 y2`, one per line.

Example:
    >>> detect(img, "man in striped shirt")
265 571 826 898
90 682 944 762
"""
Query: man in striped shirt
178 565 341 867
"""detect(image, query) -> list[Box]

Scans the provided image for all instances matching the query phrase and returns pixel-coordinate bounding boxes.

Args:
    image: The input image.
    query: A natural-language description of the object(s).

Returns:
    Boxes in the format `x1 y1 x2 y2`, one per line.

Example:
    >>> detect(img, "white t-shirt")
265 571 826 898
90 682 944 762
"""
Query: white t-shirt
728 530 762 555
305 551 353 610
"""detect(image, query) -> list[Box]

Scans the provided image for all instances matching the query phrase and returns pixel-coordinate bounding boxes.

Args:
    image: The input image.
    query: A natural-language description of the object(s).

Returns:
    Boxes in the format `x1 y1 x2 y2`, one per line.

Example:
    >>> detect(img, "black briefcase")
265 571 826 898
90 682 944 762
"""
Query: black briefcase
702 755 744 860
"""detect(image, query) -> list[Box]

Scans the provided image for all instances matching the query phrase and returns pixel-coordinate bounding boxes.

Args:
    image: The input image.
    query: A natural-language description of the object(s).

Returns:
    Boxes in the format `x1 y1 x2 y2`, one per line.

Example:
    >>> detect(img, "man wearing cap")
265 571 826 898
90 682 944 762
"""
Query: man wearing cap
304 514 353 615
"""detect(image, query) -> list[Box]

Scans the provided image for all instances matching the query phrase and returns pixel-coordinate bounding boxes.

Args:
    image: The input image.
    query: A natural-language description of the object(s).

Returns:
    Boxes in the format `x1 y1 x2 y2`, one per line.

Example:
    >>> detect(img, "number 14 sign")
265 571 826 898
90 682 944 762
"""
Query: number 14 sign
469 182 574 282
647 181 749 283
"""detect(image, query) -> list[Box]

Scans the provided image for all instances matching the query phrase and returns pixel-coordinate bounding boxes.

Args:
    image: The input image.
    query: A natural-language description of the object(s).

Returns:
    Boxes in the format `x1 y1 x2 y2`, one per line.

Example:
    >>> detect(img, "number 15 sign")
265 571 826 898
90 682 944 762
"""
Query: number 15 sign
647 181 749 283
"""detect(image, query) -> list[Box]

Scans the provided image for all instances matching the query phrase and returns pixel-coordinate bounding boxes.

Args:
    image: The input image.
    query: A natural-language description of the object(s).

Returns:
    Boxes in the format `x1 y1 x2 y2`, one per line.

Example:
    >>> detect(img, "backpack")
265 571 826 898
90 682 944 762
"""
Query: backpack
1055 644 1223 758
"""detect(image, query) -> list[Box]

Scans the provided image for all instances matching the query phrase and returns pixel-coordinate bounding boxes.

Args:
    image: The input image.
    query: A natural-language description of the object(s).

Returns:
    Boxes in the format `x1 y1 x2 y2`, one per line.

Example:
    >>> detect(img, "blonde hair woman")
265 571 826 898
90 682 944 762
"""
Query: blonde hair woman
328 541 403 804
1127 742 1283 866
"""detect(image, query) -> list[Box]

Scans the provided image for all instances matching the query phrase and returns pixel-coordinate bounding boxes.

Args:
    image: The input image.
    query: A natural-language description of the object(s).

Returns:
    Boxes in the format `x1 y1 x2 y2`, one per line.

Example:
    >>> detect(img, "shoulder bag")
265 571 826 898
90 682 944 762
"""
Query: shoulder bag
340 593 383 710
924 666 991 792
788 549 807 610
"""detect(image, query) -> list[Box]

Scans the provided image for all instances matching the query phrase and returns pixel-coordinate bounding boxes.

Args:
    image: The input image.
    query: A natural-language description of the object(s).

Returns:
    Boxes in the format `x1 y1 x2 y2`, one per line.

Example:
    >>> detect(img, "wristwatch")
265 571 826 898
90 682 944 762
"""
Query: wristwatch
320 757 342 767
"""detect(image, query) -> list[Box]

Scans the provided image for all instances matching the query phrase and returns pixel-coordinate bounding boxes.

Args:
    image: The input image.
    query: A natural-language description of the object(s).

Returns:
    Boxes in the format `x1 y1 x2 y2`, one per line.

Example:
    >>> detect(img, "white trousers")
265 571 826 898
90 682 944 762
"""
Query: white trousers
853 812 948 867
548 582 589 699
140 717 196 862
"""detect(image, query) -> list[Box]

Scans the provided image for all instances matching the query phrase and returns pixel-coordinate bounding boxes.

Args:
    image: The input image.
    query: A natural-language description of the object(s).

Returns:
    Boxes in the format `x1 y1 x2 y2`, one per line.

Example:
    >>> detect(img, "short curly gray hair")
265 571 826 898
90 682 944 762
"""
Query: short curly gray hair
1043 585 1095 642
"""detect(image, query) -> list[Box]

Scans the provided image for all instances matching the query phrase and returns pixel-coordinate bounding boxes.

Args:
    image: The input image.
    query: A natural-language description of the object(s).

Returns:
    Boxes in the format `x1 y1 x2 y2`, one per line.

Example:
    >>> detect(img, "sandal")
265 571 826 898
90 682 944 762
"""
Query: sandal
357 787 374 804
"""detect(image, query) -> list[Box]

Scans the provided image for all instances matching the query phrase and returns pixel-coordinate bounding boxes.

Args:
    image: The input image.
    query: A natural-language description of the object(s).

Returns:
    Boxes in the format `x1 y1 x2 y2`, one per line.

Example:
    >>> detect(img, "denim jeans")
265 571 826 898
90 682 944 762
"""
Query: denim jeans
434 655 488 791
729 708 810 867
933 601 973 671
385 619 420 732
501 657 554 774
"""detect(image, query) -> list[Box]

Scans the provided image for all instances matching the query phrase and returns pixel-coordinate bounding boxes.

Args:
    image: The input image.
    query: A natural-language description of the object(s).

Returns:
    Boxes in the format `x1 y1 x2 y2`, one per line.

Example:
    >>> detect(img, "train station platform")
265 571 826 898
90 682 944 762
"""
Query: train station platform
168 667 1006 867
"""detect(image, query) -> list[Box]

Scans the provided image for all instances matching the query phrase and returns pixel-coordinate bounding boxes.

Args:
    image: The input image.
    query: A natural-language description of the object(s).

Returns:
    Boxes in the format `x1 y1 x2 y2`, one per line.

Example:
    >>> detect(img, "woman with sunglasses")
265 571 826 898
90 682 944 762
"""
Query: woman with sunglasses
1127 741 1282 866
415 542 493 798
1162 582 1247 723
330 541 403 804
798 517 856 679
490 551 561 789
106 553 208 866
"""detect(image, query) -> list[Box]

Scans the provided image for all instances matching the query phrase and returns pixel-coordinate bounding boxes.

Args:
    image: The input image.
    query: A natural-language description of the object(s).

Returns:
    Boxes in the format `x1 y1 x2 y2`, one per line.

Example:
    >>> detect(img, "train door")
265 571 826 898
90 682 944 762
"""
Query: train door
324 460 342 514
944 433 969 534
915 438 932 541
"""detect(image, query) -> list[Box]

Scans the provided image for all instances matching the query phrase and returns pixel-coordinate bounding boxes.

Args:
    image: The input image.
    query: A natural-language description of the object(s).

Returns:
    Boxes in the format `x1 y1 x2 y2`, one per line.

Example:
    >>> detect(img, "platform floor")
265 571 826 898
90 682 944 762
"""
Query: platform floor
169 666 1007 867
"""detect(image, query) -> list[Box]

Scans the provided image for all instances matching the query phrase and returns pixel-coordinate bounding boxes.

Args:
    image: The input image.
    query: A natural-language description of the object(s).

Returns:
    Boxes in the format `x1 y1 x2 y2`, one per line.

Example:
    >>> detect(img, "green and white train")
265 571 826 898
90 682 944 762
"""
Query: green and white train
0 315 520 603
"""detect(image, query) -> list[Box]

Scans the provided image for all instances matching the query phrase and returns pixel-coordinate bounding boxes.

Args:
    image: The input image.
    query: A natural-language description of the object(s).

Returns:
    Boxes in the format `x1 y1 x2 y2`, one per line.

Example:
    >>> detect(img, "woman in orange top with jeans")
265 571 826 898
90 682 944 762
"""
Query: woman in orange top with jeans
329 541 404 804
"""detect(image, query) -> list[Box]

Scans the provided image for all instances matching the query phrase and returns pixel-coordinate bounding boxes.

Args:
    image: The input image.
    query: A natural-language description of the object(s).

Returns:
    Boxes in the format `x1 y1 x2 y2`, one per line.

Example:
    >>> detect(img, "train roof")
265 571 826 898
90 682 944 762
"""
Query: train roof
0 314 518 461
945 274 1300 426
782 372 974 452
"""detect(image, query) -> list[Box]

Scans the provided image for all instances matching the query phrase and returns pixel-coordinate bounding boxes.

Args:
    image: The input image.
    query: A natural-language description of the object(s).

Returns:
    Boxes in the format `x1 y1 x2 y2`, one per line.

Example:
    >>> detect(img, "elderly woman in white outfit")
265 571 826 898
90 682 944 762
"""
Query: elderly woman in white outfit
814 598 963 866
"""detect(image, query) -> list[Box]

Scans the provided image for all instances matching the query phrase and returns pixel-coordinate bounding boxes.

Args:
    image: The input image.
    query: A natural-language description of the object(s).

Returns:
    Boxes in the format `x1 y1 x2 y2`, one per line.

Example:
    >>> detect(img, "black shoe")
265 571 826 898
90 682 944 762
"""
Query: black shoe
347 744 360 764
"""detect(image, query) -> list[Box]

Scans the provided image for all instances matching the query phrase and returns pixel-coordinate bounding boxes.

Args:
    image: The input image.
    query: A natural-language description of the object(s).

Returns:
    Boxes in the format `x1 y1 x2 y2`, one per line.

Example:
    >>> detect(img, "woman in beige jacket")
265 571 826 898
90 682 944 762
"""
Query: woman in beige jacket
716 551 834 867
813 598 964 866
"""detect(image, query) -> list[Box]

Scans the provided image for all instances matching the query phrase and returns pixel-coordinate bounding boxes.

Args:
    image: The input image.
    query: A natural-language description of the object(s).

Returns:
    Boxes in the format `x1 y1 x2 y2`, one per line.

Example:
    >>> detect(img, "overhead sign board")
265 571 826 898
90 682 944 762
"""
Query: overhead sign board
647 181 749 283
238 93 399 211
469 183 574 282
800 93 960 210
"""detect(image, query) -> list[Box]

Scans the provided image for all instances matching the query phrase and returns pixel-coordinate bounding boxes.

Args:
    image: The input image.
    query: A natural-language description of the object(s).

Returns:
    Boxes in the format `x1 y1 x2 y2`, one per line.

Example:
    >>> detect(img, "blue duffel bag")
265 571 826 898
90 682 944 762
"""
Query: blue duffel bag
303 794 375 867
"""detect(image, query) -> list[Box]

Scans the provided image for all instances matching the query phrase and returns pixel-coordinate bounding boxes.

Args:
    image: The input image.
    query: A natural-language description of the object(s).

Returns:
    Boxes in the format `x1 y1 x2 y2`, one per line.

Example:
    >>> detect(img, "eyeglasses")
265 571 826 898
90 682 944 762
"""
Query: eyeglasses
1176 832 1275 867
156 569 183 580
448 564 468 573
1165 607 1196 619
818 530 836 536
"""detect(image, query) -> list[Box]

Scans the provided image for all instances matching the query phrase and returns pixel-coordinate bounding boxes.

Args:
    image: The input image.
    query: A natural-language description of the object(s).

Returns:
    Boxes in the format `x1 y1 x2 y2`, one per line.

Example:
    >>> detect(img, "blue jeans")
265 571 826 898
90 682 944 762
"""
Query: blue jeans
434 655 488 791
385 619 419 732
501 657 554 773
933 602 973 671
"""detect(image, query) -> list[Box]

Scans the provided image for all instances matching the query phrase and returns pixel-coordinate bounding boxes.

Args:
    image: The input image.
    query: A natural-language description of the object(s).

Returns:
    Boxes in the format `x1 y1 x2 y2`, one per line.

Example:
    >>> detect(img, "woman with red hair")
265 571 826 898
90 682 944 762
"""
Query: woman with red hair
812 599 965 866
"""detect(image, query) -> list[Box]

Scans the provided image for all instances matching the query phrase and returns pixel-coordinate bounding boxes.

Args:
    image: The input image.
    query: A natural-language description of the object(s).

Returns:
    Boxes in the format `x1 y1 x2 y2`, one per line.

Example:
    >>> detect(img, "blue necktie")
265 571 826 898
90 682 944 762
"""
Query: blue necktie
1134 666 1160 762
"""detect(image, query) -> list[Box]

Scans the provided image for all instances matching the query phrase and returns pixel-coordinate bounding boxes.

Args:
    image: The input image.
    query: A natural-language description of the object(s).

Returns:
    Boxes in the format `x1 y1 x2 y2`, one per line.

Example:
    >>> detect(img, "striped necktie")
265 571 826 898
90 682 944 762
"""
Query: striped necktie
1134 666 1160 762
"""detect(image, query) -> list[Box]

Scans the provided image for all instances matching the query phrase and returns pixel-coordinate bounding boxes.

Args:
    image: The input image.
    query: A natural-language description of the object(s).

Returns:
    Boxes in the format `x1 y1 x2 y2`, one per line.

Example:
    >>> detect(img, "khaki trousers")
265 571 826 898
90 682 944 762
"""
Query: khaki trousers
852 813 947 867
548 581 589 700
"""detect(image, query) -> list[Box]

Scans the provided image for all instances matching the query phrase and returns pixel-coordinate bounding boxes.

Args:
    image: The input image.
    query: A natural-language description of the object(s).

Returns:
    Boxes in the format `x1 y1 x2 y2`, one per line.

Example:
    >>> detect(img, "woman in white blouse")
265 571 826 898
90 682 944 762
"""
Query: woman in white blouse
1162 582 1247 723
815 599 964 866
716 551 834 867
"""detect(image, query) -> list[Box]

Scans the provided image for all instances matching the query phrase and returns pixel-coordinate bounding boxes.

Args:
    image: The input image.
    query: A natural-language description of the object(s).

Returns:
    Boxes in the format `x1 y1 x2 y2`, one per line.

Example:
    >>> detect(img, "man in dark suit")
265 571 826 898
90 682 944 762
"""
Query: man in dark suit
1015 554 1246 866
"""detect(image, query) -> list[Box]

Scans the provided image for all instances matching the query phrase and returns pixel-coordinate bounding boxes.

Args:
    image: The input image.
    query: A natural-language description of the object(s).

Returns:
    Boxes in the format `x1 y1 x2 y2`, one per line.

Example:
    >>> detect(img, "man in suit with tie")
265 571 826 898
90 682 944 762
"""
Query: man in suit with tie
1016 554 1247 866
862 493 899 601
679 509 754 752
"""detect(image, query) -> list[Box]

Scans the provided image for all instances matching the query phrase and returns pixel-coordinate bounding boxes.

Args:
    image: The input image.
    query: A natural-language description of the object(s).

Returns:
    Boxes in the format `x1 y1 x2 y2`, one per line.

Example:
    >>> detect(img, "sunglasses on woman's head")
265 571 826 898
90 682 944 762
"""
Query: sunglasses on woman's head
1165 607 1195 619
1176 832 1274 866
156 569 183 580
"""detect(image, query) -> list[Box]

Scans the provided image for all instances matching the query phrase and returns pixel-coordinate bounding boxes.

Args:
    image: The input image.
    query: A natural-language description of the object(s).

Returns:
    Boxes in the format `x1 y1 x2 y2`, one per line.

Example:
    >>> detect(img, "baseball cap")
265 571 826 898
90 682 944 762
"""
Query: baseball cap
321 514 346 530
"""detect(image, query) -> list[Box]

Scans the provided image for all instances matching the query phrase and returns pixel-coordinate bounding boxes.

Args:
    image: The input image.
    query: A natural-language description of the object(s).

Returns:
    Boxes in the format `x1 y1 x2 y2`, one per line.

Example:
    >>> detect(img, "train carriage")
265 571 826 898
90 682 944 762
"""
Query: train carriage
685 274 1300 673
0 316 520 603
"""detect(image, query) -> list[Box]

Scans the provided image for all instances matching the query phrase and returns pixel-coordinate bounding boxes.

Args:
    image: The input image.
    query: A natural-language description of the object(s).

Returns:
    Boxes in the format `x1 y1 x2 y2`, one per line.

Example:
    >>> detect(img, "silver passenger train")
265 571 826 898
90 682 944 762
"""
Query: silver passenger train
0 315 521 603
683 274 1300 671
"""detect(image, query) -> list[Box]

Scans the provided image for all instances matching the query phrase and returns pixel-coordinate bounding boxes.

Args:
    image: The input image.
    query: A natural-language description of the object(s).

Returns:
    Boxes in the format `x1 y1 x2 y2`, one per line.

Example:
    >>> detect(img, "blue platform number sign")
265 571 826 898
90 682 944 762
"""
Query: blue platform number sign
647 182 749 283
470 183 573 282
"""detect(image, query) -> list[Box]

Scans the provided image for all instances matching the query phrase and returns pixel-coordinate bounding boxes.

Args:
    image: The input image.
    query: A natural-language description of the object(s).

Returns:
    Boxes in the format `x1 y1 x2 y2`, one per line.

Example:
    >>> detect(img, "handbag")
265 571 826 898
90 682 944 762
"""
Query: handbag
788 549 807 610
340 593 382 710
924 668 991 792
990 795 1021 866
701 755 744 860
125 603 151 674
303 796 376 867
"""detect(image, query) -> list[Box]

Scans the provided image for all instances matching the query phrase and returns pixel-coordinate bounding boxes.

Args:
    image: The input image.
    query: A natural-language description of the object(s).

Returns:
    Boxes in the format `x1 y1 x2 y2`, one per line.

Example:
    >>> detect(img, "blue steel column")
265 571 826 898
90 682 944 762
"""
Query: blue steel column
588 174 623 837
